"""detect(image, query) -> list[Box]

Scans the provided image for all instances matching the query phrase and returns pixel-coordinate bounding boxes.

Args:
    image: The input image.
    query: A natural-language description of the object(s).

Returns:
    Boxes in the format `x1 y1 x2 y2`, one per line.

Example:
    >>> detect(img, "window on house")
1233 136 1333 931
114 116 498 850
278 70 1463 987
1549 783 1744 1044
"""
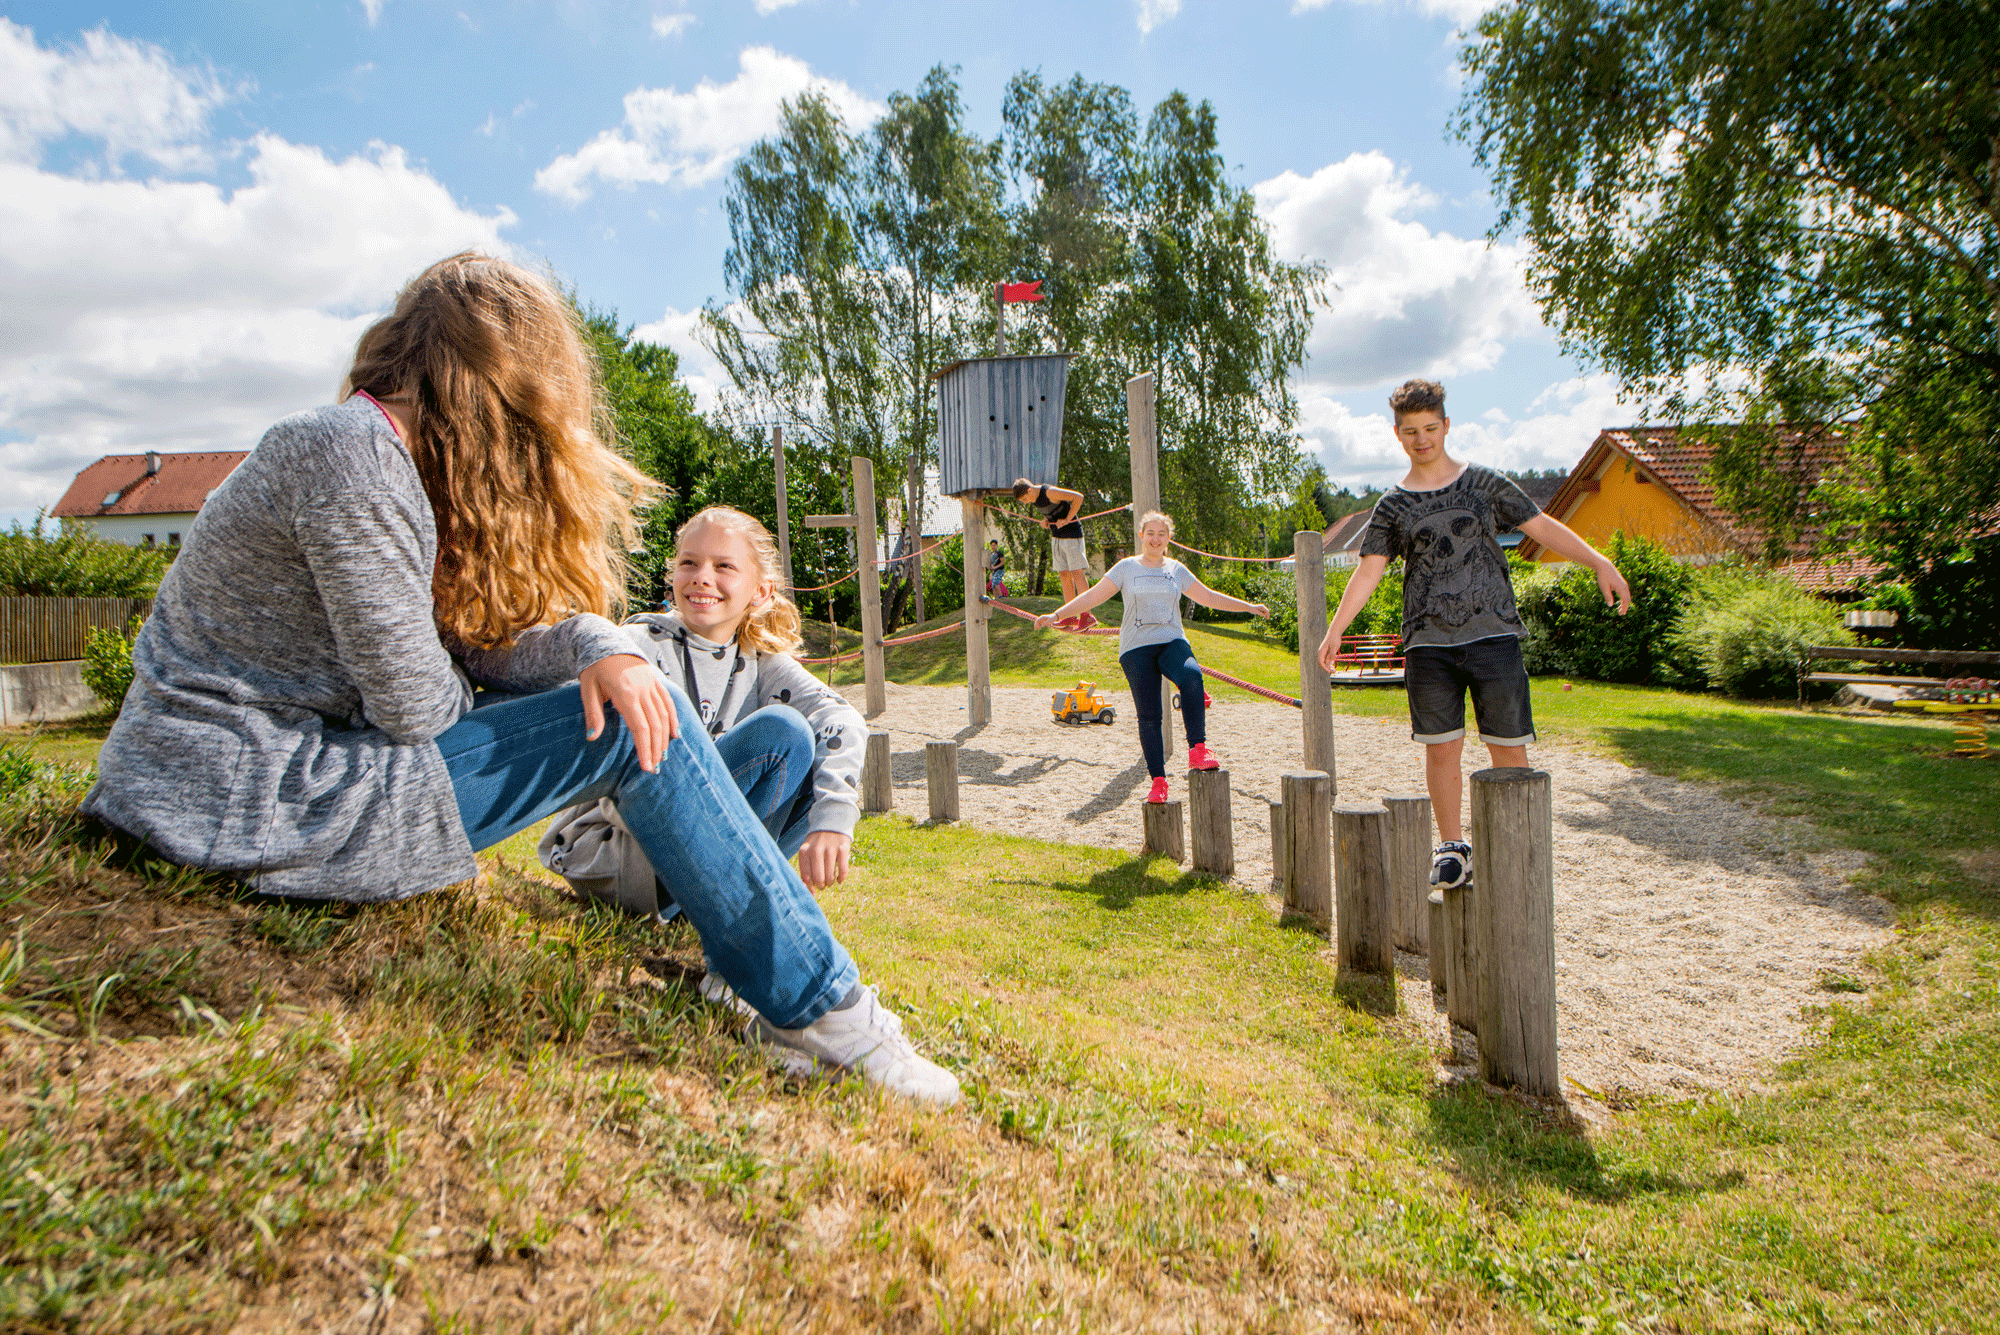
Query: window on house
142 534 155 548
167 533 180 546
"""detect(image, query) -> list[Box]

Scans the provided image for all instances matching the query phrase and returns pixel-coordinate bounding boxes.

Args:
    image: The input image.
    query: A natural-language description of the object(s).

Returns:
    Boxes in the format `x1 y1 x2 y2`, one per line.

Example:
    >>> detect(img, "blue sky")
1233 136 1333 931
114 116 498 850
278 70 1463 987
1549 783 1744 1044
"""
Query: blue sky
1 0 1629 528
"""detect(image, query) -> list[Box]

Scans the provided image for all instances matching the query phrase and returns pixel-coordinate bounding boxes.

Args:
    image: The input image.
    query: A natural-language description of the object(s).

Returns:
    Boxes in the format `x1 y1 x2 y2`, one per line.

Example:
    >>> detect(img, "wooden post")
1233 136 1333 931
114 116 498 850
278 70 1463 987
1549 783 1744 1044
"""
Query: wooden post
1383 794 1432 955
1270 799 1289 892
907 448 925 625
926 740 959 823
1281 771 1331 929
1126 372 1174 755
1294 531 1336 792
1334 804 1394 977
960 496 991 726
1189 768 1233 876
1471 767 1560 1097
1142 801 1185 863
1427 890 1447 1008
772 426 793 593
1442 882 1479 1037
861 731 892 814
851 456 886 718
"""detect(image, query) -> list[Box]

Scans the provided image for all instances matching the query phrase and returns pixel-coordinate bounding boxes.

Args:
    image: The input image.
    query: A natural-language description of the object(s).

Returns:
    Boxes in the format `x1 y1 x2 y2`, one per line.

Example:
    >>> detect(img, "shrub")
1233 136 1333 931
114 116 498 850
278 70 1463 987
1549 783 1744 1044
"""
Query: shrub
1514 533 1697 685
81 616 143 712
1245 561 1404 651
922 535 965 617
0 514 172 598
1186 566 1252 622
0 742 36 800
1670 576 1854 697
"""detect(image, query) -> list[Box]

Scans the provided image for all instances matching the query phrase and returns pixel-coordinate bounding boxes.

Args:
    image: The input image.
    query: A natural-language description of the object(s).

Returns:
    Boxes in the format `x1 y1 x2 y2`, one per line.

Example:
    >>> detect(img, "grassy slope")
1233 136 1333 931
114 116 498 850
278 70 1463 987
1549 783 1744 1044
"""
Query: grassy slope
3 635 1997 1332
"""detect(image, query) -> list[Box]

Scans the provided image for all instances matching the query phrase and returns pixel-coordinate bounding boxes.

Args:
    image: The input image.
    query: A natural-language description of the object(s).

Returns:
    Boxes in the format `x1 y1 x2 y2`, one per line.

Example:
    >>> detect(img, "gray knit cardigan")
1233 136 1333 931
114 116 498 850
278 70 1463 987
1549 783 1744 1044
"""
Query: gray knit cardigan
80 398 634 901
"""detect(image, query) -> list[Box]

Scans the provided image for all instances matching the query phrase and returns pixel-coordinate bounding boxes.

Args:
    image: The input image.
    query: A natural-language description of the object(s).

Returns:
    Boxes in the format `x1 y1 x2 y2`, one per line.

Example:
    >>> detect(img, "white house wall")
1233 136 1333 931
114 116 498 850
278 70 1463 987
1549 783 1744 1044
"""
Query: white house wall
67 513 199 546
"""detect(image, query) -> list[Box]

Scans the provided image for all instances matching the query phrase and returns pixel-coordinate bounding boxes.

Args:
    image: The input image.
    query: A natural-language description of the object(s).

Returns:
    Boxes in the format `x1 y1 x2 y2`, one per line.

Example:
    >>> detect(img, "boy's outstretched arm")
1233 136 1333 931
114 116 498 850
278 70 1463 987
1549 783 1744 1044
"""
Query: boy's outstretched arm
1316 554 1391 673
1516 515 1633 614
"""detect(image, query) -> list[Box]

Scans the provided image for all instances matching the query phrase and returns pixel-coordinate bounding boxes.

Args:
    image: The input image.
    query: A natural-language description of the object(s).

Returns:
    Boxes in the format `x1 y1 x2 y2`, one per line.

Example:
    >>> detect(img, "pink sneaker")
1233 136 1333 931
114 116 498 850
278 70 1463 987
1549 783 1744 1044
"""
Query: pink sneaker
1076 612 1100 631
1187 744 1220 771
1146 777 1170 803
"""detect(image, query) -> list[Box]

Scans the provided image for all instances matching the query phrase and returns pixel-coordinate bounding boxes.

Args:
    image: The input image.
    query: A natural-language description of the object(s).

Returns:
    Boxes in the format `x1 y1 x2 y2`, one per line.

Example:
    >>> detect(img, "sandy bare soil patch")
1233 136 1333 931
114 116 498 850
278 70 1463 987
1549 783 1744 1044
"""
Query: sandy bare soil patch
860 682 1892 1097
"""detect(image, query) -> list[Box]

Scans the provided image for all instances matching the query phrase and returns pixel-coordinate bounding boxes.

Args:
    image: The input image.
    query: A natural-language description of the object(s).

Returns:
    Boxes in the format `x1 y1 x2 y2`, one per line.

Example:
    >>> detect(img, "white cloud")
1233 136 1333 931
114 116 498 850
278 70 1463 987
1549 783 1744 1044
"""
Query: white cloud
630 306 731 414
0 18 233 171
1257 151 1541 394
1299 375 1628 491
536 47 882 202
1292 0 1488 26
361 0 386 25
0 27 514 518
753 0 806 13
651 12 699 39
1136 0 1183 33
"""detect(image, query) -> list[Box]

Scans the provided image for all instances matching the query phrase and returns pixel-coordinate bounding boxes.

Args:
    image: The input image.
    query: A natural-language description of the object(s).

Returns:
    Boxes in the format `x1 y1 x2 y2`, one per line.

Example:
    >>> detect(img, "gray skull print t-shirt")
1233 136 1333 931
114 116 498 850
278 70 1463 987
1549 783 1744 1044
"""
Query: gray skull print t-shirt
1359 464 1541 648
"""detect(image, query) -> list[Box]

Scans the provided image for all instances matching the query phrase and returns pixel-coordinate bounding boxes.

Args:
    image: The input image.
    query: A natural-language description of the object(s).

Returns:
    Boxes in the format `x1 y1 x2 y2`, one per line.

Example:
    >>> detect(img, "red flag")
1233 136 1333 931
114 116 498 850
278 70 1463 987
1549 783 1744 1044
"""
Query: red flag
999 280 1045 303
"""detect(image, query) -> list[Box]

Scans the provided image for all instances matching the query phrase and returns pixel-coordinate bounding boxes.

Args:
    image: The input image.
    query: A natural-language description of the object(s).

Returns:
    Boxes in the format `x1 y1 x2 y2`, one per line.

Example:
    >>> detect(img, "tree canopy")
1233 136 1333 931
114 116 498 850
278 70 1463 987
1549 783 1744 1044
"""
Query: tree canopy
1459 0 2000 579
703 65 1324 564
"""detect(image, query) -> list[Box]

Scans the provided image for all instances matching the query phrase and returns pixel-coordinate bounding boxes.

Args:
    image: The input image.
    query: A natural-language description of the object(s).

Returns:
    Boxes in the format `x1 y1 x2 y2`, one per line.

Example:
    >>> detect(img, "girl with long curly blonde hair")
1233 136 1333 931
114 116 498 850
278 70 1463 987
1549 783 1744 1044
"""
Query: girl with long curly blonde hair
83 253 958 1106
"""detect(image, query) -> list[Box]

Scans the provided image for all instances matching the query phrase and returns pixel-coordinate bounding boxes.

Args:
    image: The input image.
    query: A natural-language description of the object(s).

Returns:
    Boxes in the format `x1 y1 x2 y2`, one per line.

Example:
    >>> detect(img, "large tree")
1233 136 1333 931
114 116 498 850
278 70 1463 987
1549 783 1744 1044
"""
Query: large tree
1459 0 2000 579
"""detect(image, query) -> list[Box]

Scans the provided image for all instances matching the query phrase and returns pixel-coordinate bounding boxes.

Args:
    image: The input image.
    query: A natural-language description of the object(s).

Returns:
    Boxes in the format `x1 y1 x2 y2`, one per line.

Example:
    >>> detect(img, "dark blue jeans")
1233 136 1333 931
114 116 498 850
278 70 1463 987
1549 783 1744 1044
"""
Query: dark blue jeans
437 682 854 1029
1118 638 1207 777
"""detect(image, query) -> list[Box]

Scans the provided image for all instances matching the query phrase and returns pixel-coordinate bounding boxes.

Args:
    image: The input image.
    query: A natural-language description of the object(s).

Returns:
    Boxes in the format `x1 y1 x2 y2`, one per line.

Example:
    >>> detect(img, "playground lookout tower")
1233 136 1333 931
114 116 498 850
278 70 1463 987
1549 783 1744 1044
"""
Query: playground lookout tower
932 354 1072 497
931 353 1074 725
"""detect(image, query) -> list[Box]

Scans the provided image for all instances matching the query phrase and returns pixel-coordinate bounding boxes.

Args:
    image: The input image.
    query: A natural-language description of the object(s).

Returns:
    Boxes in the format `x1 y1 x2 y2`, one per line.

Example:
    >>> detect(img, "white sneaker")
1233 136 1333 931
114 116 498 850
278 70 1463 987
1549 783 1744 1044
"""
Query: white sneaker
749 984 962 1107
698 970 757 1020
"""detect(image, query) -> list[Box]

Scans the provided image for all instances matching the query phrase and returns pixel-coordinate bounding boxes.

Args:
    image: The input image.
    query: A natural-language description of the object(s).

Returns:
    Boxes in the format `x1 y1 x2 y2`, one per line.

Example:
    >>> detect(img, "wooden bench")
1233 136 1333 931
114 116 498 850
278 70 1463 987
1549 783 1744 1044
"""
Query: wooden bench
1798 646 2000 701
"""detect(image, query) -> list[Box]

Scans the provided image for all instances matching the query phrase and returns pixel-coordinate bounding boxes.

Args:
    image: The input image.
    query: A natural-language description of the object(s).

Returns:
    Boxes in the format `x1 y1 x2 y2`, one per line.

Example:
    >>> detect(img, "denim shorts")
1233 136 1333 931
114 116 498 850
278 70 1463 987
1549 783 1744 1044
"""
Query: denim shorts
1404 635 1536 746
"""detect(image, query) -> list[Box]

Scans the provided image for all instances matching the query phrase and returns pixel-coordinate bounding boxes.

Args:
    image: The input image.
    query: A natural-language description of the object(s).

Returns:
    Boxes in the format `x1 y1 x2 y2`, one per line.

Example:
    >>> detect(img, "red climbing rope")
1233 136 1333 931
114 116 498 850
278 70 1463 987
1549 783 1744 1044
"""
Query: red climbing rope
1198 665 1302 709
789 567 857 594
1167 539 1291 563
985 598 1119 635
795 618 969 665
881 620 965 646
988 500 1135 527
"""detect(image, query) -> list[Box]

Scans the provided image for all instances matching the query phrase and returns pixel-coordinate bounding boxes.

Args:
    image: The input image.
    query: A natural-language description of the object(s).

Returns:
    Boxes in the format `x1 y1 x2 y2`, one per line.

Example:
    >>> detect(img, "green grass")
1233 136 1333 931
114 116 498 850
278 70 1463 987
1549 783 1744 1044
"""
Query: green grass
3 667 1996 1331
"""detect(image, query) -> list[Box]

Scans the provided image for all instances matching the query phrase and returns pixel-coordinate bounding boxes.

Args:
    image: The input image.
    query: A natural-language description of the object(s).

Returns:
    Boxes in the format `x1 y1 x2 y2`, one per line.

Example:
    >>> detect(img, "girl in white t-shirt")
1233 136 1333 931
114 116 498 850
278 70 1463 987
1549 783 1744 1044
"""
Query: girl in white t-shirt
1036 511 1269 803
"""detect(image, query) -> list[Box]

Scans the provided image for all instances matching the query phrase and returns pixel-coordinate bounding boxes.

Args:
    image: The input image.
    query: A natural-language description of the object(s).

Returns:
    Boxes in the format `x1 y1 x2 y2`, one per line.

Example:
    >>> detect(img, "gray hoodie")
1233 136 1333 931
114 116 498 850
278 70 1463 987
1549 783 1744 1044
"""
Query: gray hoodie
80 398 634 901
537 609 866 916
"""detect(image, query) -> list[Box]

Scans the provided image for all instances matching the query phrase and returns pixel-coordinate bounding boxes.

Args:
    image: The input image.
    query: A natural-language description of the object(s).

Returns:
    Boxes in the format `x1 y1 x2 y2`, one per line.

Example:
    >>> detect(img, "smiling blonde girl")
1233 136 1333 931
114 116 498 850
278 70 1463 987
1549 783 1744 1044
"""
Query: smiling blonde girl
541 505 867 901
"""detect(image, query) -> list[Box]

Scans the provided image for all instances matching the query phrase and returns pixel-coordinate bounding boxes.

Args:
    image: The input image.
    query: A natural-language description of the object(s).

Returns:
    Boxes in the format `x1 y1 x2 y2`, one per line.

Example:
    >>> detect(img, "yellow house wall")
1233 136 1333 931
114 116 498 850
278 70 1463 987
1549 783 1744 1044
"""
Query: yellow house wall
1538 453 1730 562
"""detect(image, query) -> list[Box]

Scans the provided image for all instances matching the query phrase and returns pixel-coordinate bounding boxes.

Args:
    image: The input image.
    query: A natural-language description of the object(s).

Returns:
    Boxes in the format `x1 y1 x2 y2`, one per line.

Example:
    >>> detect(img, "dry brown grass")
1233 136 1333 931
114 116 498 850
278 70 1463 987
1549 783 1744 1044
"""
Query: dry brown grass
0 773 1505 1334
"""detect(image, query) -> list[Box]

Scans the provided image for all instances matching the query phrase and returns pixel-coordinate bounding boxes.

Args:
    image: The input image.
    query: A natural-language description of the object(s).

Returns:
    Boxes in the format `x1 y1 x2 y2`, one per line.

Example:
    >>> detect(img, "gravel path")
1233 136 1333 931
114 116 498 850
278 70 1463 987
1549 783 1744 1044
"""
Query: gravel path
862 681 1892 1096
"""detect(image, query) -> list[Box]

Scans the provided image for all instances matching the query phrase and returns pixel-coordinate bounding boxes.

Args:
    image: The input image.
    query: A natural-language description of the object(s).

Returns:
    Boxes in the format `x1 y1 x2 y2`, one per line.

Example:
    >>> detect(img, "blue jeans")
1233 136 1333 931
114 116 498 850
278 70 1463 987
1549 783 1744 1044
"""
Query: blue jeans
1118 638 1207 778
438 682 854 1029
714 705 818 860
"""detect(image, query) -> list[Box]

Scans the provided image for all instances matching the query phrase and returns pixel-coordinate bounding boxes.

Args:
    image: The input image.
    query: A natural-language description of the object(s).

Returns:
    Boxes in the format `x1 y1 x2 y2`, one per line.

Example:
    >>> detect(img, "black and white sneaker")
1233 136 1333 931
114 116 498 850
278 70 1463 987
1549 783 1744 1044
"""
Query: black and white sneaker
1430 841 1472 889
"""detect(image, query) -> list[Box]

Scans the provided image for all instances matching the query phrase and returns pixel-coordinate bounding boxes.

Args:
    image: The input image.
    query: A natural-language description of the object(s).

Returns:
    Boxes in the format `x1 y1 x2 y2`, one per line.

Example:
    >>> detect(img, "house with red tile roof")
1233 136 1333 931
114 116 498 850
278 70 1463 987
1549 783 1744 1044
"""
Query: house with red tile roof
50 451 249 548
1319 508 1373 569
1517 426 1886 592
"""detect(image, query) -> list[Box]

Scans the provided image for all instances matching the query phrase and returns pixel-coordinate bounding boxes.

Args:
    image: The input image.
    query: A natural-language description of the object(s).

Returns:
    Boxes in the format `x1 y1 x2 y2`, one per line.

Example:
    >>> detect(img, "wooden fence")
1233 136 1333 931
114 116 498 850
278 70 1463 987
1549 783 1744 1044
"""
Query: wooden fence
0 597 153 665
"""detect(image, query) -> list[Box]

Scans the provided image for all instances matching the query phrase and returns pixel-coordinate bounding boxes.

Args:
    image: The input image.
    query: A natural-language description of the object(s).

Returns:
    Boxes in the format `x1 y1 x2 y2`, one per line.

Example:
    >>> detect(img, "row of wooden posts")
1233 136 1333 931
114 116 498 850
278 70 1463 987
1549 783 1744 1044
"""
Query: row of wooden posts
860 729 1560 1098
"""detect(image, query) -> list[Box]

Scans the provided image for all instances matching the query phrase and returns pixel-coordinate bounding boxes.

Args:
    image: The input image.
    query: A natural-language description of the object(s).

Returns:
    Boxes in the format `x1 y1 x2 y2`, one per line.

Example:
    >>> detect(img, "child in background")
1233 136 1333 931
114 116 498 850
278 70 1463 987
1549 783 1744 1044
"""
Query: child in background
1316 378 1630 889
985 538 1006 595
1036 511 1269 804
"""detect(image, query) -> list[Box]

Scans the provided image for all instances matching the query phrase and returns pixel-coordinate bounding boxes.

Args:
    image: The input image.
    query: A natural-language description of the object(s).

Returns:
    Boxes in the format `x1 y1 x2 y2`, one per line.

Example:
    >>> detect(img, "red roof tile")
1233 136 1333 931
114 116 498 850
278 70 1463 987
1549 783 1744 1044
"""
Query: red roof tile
1320 508 1373 553
1525 425 1847 560
50 451 250 519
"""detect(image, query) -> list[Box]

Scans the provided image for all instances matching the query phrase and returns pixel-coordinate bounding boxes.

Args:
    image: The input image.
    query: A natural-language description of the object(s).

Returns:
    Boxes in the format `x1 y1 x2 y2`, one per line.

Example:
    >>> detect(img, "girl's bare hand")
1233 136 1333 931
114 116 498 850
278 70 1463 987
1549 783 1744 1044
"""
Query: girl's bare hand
796 831 851 890
579 653 678 772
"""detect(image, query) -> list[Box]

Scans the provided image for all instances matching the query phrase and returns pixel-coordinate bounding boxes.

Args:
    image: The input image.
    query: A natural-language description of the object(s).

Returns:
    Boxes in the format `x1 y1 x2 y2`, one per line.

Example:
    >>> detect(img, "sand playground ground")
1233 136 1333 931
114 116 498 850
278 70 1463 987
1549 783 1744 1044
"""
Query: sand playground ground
857 682 1893 1098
